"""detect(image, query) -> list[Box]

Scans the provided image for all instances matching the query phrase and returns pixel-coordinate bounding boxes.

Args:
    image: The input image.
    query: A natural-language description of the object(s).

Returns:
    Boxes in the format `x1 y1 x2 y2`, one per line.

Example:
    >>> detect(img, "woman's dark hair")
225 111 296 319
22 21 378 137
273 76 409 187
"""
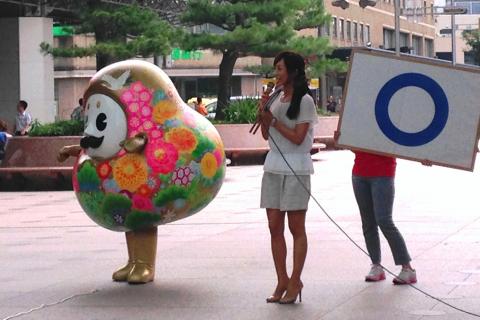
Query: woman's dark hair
273 51 312 120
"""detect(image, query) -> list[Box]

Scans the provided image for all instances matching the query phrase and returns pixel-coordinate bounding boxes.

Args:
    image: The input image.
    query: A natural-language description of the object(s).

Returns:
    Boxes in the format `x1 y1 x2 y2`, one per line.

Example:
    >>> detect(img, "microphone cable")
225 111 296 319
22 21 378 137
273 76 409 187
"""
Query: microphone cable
265 128 480 318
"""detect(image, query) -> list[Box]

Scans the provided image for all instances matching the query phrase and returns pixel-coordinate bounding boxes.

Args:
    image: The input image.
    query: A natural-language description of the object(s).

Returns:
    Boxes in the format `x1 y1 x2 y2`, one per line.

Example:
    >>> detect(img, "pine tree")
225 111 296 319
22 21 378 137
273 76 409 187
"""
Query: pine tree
463 29 480 66
181 0 335 120
41 1 180 70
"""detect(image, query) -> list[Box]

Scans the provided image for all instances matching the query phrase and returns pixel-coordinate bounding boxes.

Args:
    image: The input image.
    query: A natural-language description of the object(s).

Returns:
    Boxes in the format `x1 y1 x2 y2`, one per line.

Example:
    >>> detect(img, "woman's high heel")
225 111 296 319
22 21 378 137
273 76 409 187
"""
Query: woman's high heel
279 283 303 304
266 287 287 303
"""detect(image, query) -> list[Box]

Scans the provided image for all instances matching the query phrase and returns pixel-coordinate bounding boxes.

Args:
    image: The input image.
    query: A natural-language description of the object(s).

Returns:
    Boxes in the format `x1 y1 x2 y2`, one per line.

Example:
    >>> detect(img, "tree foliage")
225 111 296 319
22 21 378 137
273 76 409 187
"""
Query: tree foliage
41 2 180 70
181 0 337 120
463 29 480 65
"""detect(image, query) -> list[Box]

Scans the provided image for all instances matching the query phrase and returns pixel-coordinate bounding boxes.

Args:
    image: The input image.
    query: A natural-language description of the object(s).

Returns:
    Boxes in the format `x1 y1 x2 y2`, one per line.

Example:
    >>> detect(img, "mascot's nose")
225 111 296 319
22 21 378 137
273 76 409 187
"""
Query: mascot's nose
80 135 104 149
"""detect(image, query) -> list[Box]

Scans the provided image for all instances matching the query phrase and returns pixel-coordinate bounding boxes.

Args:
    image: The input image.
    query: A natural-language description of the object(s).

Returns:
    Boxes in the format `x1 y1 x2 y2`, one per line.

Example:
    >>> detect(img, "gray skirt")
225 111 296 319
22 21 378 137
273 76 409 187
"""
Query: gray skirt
260 172 311 211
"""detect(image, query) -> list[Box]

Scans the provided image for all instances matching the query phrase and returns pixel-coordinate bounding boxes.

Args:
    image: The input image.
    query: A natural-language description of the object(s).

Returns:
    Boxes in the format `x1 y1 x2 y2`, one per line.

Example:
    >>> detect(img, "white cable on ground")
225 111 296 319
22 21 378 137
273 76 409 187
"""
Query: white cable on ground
268 132 480 318
2 289 99 320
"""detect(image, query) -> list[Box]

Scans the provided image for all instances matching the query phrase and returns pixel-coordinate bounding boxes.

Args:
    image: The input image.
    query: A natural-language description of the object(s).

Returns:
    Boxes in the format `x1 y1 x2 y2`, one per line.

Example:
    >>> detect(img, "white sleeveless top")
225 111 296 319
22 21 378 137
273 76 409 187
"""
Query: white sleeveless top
263 93 318 175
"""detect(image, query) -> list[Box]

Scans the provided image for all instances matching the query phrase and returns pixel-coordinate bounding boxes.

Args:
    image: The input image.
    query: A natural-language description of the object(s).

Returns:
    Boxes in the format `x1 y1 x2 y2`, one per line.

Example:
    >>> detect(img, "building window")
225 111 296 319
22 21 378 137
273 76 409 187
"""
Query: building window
425 38 434 57
366 25 371 43
346 21 351 41
472 2 480 13
360 24 364 44
332 17 338 38
412 35 422 55
454 2 471 13
465 51 479 65
353 22 358 42
400 32 409 47
383 28 394 49
339 19 345 40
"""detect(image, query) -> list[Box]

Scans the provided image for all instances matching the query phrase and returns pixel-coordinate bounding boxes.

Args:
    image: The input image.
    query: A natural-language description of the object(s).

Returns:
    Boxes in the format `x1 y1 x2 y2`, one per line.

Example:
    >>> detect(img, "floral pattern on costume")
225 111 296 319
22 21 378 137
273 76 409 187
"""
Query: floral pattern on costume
165 127 198 154
145 140 178 174
112 154 148 193
72 61 226 232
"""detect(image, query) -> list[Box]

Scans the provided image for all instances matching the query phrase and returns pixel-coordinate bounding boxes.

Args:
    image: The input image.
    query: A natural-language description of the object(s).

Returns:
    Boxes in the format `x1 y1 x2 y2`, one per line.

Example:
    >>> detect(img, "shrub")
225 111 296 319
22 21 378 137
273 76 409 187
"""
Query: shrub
29 119 84 136
223 98 258 124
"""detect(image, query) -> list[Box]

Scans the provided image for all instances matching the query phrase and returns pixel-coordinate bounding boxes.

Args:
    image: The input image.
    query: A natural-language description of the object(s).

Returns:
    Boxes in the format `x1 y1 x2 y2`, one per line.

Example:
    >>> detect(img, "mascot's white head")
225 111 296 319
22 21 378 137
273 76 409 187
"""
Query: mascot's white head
81 71 130 159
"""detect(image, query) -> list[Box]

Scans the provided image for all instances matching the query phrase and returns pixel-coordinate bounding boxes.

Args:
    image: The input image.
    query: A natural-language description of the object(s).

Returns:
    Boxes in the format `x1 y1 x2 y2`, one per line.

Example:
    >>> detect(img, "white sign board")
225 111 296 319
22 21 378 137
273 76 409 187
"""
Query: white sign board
337 49 480 171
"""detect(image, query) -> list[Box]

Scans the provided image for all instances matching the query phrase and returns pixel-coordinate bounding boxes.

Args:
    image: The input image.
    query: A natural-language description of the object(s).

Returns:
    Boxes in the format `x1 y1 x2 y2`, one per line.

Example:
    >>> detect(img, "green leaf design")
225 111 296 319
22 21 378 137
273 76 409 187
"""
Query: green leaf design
154 185 189 207
125 210 163 230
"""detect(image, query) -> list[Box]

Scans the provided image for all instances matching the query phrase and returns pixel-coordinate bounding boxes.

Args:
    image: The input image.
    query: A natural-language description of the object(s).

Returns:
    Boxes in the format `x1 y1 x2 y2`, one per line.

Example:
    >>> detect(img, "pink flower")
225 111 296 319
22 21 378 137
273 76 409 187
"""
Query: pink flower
128 116 141 130
132 194 153 211
127 102 140 114
121 90 134 104
145 140 179 174
132 81 144 92
139 90 152 103
140 105 152 118
142 120 154 132
213 149 223 166
148 129 163 140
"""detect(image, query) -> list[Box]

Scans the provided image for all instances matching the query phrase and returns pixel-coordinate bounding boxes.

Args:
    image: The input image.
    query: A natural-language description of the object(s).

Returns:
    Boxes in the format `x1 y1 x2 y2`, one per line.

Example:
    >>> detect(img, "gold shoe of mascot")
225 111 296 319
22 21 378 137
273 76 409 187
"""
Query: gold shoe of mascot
58 60 226 284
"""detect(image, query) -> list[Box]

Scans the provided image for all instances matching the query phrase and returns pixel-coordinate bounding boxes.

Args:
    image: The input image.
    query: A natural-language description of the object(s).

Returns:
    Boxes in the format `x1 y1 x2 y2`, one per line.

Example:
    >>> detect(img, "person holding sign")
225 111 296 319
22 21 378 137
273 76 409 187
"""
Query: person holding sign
258 51 318 304
335 132 417 285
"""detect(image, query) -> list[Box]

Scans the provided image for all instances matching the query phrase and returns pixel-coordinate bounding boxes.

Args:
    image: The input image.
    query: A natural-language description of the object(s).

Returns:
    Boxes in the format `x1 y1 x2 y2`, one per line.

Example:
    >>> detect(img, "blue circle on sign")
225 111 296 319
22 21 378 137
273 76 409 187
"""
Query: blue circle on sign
375 73 449 147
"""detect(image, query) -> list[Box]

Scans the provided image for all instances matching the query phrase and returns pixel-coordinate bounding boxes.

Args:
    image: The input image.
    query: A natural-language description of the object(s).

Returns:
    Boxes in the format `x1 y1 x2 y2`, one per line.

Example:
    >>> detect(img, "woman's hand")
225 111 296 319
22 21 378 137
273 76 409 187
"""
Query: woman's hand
421 159 433 166
260 110 274 127
333 130 341 142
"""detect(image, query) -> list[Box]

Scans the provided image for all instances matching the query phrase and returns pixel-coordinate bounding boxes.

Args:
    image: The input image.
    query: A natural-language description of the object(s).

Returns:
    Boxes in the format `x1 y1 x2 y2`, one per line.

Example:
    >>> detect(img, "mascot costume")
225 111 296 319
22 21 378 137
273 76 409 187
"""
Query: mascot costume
58 60 226 284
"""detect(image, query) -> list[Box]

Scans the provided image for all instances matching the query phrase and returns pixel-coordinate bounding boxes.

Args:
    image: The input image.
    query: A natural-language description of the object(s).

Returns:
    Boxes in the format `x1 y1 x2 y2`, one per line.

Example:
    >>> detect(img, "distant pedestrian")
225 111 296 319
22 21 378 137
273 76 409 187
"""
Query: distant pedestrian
326 95 337 112
14 100 32 136
0 119 12 161
194 96 208 116
71 98 85 122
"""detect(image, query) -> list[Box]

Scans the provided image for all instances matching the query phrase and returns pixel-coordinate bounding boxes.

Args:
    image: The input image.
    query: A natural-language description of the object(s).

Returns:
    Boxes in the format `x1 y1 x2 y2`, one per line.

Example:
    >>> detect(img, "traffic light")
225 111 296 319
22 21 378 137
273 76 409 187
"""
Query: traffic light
359 0 377 8
332 0 349 9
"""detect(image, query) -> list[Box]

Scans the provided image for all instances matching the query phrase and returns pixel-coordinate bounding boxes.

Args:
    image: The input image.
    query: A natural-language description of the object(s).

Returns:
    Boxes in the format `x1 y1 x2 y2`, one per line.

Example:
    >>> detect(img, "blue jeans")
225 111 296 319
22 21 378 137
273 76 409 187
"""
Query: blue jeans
352 175 411 265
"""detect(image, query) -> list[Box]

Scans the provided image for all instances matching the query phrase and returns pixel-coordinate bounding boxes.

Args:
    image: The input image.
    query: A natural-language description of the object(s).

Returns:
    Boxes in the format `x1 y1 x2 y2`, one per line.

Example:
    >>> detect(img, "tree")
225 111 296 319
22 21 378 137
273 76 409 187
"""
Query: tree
463 29 480 66
181 0 336 120
41 1 180 70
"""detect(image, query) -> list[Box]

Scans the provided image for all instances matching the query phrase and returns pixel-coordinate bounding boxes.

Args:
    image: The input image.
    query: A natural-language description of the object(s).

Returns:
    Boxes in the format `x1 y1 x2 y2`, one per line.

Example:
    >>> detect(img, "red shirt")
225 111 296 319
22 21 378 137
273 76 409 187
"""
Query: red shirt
352 151 396 177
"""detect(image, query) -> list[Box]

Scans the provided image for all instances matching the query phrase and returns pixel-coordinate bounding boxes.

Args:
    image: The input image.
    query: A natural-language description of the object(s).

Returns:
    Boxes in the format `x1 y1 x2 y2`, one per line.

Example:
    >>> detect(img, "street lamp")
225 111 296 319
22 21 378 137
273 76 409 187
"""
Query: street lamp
332 0 377 9
332 0 349 9
444 6 468 65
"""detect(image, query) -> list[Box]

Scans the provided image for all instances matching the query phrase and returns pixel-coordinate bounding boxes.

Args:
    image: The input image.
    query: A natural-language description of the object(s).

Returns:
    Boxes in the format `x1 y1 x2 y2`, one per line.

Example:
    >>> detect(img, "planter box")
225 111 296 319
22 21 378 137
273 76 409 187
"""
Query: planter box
0 136 80 191
1 136 80 168
214 115 338 153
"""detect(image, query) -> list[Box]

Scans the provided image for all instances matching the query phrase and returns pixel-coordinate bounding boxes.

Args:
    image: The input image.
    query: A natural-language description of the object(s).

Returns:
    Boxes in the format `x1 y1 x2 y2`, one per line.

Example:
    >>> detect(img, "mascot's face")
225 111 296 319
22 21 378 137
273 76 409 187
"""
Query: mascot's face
81 93 127 159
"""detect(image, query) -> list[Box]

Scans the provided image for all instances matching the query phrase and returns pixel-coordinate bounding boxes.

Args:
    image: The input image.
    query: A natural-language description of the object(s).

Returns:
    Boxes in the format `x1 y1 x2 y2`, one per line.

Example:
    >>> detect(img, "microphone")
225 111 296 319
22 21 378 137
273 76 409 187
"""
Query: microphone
250 82 280 134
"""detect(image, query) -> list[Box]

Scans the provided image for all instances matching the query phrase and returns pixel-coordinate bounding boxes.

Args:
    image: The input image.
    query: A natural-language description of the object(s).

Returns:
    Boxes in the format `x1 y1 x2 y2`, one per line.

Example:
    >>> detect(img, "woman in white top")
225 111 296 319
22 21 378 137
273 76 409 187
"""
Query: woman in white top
259 52 318 304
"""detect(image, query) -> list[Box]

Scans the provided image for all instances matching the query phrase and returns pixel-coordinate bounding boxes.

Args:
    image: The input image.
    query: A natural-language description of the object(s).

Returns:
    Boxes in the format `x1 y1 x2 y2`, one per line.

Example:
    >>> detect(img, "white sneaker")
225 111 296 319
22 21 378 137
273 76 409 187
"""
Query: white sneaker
365 264 386 282
393 268 417 285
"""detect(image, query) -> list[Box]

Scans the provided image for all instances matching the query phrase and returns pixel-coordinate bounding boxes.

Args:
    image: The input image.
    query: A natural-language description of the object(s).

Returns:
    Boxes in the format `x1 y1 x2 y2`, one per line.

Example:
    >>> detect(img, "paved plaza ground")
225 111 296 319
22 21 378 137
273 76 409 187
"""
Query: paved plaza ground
1 150 480 320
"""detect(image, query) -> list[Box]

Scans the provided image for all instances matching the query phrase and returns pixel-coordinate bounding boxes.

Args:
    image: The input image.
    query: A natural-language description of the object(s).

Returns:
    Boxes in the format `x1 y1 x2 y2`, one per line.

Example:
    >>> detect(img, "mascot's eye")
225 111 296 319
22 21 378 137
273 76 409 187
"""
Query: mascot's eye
96 113 107 131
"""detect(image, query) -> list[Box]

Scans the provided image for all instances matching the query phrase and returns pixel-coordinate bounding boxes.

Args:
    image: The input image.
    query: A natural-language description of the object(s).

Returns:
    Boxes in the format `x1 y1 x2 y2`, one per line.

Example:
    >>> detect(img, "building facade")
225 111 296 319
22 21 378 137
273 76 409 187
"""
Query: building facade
435 0 480 65
53 0 437 119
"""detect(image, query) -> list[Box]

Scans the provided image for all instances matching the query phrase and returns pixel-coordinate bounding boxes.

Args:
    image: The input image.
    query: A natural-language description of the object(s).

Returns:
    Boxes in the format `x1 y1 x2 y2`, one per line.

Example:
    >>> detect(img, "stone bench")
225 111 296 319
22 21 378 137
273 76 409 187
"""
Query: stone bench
214 124 326 164
0 136 79 188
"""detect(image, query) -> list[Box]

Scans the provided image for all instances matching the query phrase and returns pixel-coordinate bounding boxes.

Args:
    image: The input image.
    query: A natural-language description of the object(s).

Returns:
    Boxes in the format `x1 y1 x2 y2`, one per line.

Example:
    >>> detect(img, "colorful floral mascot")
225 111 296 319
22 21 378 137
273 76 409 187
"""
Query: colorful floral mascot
58 60 226 284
